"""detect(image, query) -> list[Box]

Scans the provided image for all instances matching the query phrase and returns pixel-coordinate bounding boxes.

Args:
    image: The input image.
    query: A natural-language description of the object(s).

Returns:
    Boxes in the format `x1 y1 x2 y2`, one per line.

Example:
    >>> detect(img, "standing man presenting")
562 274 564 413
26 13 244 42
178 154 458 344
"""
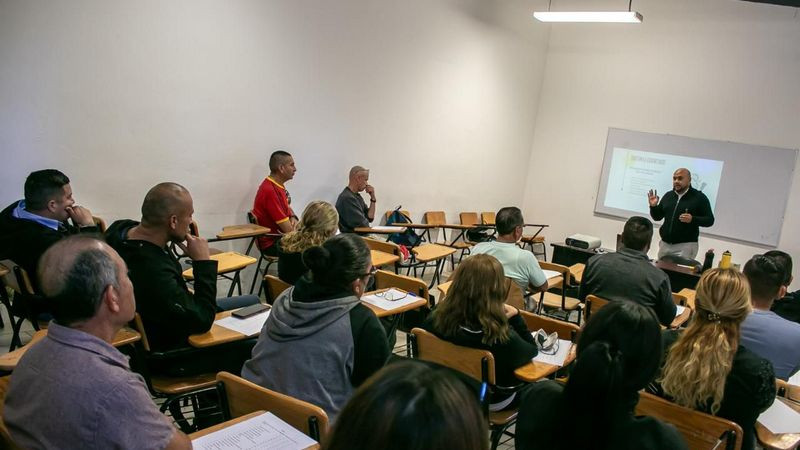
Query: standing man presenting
336 166 376 233
253 150 298 256
648 168 714 260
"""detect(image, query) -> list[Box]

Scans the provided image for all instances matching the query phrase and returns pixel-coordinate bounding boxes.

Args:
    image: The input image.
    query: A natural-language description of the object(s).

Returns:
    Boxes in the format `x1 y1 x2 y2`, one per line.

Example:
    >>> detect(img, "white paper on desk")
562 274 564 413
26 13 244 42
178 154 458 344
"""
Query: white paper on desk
370 226 405 232
361 288 420 311
215 310 270 337
758 399 800 434
532 339 572 367
192 411 317 450
789 371 800 386
675 305 686 316
542 270 561 280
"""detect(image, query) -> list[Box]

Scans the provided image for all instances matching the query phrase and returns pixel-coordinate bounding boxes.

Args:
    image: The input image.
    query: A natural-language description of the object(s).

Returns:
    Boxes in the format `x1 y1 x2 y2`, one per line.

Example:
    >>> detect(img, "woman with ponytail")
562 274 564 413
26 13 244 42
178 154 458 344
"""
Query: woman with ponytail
242 233 390 421
648 268 775 450
277 200 339 284
516 301 687 450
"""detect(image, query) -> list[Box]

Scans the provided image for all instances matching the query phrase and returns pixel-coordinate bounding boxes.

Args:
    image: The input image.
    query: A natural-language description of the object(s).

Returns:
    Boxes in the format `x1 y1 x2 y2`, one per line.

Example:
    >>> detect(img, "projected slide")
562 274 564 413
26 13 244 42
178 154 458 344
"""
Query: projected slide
603 147 724 215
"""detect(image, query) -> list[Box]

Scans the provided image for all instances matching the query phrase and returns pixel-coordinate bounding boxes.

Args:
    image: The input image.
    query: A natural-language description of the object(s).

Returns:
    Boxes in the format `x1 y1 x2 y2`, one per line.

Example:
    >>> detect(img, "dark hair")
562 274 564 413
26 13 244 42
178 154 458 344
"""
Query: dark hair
37 235 120 326
302 233 370 290
744 254 784 301
552 302 661 449
621 216 653 251
495 207 523 235
325 360 488 450
140 182 189 227
24 169 70 210
269 150 292 172
764 250 793 286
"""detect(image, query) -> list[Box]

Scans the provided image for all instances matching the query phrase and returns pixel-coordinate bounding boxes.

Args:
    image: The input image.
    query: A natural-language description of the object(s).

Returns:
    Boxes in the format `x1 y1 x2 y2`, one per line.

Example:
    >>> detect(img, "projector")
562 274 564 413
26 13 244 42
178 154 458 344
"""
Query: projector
565 234 602 250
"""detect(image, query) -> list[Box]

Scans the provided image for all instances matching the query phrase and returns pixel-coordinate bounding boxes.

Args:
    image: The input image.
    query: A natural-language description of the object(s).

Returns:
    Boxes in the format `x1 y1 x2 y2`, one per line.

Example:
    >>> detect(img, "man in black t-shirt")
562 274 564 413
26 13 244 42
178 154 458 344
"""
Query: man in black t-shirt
335 165 377 233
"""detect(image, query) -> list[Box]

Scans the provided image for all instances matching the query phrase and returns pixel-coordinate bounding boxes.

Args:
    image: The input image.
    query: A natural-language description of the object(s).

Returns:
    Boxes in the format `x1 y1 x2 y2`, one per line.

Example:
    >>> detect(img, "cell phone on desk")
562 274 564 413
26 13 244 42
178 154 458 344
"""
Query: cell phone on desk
232 304 270 319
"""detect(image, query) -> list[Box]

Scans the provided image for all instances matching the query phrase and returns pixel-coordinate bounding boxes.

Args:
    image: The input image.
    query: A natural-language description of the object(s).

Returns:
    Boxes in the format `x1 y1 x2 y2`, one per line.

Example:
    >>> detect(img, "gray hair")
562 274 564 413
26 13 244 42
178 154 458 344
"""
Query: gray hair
349 165 369 179
38 235 120 325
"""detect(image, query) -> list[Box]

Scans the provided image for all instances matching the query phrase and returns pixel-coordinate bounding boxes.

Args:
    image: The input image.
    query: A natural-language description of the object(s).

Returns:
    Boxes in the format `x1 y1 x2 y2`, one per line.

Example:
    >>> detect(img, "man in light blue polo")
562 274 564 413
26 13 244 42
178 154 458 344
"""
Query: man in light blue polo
471 207 549 302
741 254 800 381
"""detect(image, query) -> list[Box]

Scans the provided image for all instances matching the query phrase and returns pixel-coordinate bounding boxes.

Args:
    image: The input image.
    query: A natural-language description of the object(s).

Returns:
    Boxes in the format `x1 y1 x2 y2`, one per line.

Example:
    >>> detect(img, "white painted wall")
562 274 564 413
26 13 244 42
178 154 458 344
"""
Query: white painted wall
0 0 549 244
522 0 800 286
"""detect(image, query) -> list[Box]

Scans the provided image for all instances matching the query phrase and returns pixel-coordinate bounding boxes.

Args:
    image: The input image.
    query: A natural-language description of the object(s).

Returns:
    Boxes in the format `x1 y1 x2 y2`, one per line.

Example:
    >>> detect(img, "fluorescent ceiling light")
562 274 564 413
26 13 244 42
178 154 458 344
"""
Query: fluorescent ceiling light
533 11 643 23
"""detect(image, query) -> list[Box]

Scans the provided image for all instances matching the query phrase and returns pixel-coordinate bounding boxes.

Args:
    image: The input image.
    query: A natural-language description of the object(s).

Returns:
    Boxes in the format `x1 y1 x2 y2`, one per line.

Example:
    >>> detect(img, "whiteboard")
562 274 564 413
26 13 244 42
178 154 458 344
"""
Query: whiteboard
594 128 798 247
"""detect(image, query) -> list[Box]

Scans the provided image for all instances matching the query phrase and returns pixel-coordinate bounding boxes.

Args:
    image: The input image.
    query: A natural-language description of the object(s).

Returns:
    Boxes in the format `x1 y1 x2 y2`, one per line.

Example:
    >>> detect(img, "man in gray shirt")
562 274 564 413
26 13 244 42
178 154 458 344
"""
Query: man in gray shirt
335 165 377 233
4 235 190 450
578 216 677 326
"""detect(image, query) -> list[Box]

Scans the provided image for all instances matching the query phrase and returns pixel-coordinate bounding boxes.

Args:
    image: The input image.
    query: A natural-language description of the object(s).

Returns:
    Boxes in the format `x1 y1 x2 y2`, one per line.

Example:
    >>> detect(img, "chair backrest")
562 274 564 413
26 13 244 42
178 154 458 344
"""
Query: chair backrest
519 310 580 342
585 295 610 320
216 371 329 442
362 237 402 257
481 212 496 225
539 261 572 286
504 278 526 311
672 293 688 306
777 379 800 403
0 260 35 296
92 216 107 233
264 275 291 303
424 211 446 226
410 327 496 385
132 313 152 353
459 212 480 226
374 270 429 301
384 210 410 223
635 391 743 450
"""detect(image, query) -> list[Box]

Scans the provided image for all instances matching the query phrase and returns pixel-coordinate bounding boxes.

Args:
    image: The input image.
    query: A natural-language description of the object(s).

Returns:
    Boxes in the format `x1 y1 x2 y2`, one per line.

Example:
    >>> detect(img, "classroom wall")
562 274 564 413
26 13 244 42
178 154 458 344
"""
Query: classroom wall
522 0 800 284
0 0 550 242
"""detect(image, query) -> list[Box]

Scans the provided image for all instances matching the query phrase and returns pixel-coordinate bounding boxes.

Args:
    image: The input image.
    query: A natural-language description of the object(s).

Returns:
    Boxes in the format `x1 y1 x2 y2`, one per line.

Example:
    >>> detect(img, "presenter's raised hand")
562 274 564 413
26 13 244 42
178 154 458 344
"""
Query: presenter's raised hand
647 189 659 207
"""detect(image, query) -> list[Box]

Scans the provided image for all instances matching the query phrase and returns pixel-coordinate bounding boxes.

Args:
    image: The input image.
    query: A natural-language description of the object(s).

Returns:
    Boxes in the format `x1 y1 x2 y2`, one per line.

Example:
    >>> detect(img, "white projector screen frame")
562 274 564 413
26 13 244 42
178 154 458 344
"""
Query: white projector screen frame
594 128 798 247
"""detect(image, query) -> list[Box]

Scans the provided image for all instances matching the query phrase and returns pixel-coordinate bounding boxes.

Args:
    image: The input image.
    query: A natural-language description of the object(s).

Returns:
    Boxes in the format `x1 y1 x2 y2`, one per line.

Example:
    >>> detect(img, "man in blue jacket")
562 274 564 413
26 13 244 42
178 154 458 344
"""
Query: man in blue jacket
647 168 714 260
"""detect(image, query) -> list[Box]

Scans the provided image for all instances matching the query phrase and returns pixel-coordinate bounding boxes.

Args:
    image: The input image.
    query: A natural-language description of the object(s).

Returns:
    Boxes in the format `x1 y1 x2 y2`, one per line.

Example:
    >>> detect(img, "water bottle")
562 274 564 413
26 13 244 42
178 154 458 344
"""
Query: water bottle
701 249 715 273
719 250 732 269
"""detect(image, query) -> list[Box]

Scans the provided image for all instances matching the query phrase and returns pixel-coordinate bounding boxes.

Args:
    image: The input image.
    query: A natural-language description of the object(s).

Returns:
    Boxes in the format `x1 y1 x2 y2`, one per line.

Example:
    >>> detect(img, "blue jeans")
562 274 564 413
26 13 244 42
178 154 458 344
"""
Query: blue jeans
216 295 260 311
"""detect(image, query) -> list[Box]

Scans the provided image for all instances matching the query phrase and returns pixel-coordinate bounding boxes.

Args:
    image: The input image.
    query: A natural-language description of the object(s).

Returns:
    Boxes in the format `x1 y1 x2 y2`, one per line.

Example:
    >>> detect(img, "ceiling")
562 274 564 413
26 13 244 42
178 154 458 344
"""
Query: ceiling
741 0 800 7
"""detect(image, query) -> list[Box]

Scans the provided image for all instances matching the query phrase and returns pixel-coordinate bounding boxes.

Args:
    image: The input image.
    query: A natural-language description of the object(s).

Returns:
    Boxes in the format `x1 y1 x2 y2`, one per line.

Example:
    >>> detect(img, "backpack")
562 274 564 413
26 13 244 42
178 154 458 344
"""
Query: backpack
466 226 495 243
386 208 422 247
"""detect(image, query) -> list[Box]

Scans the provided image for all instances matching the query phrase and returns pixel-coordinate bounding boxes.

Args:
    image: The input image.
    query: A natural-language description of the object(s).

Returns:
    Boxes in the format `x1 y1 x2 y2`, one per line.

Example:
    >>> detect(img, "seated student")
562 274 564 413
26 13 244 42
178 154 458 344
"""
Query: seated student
647 269 775 450
252 150 298 256
335 166 376 233
423 253 537 411
740 254 800 380
326 360 488 450
4 236 191 450
278 200 338 285
578 216 676 327
470 207 548 300
516 301 687 450
0 169 98 290
106 182 258 375
242 233 389 421
766 250 800 324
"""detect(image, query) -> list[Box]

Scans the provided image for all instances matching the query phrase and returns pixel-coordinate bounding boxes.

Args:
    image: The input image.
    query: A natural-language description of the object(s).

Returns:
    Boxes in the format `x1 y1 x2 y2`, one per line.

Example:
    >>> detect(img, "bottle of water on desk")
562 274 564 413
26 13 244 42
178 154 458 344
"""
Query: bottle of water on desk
719 250 732 269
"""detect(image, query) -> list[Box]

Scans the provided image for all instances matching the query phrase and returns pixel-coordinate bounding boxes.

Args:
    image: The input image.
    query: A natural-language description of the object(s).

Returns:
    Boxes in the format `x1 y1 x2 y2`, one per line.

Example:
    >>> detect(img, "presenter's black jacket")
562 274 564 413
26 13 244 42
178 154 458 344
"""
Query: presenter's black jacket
106 219 218 352
0 201 98 291
649 186 714 244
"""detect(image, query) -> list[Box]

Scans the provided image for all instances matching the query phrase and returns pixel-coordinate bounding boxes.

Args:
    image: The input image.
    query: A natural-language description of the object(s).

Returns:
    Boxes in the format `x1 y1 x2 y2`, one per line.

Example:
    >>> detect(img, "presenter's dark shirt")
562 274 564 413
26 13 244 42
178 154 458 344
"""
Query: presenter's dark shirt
649 186 714 244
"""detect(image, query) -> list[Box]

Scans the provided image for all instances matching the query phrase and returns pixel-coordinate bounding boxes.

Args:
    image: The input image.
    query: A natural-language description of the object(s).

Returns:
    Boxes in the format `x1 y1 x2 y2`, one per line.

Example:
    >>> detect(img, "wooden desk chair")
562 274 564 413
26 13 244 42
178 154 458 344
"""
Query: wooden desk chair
375 269 431 354
536 262 583 326
409 327 516 450
481 212 496 225
584 295 610 322
460 212 480 227
0 260 46 351
424 211 472 268
92 215 107 233
504 279 527 311
673 293 689 306
130 313 217 432
636 391 743 450
263 275 291 305
215 371 329 442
